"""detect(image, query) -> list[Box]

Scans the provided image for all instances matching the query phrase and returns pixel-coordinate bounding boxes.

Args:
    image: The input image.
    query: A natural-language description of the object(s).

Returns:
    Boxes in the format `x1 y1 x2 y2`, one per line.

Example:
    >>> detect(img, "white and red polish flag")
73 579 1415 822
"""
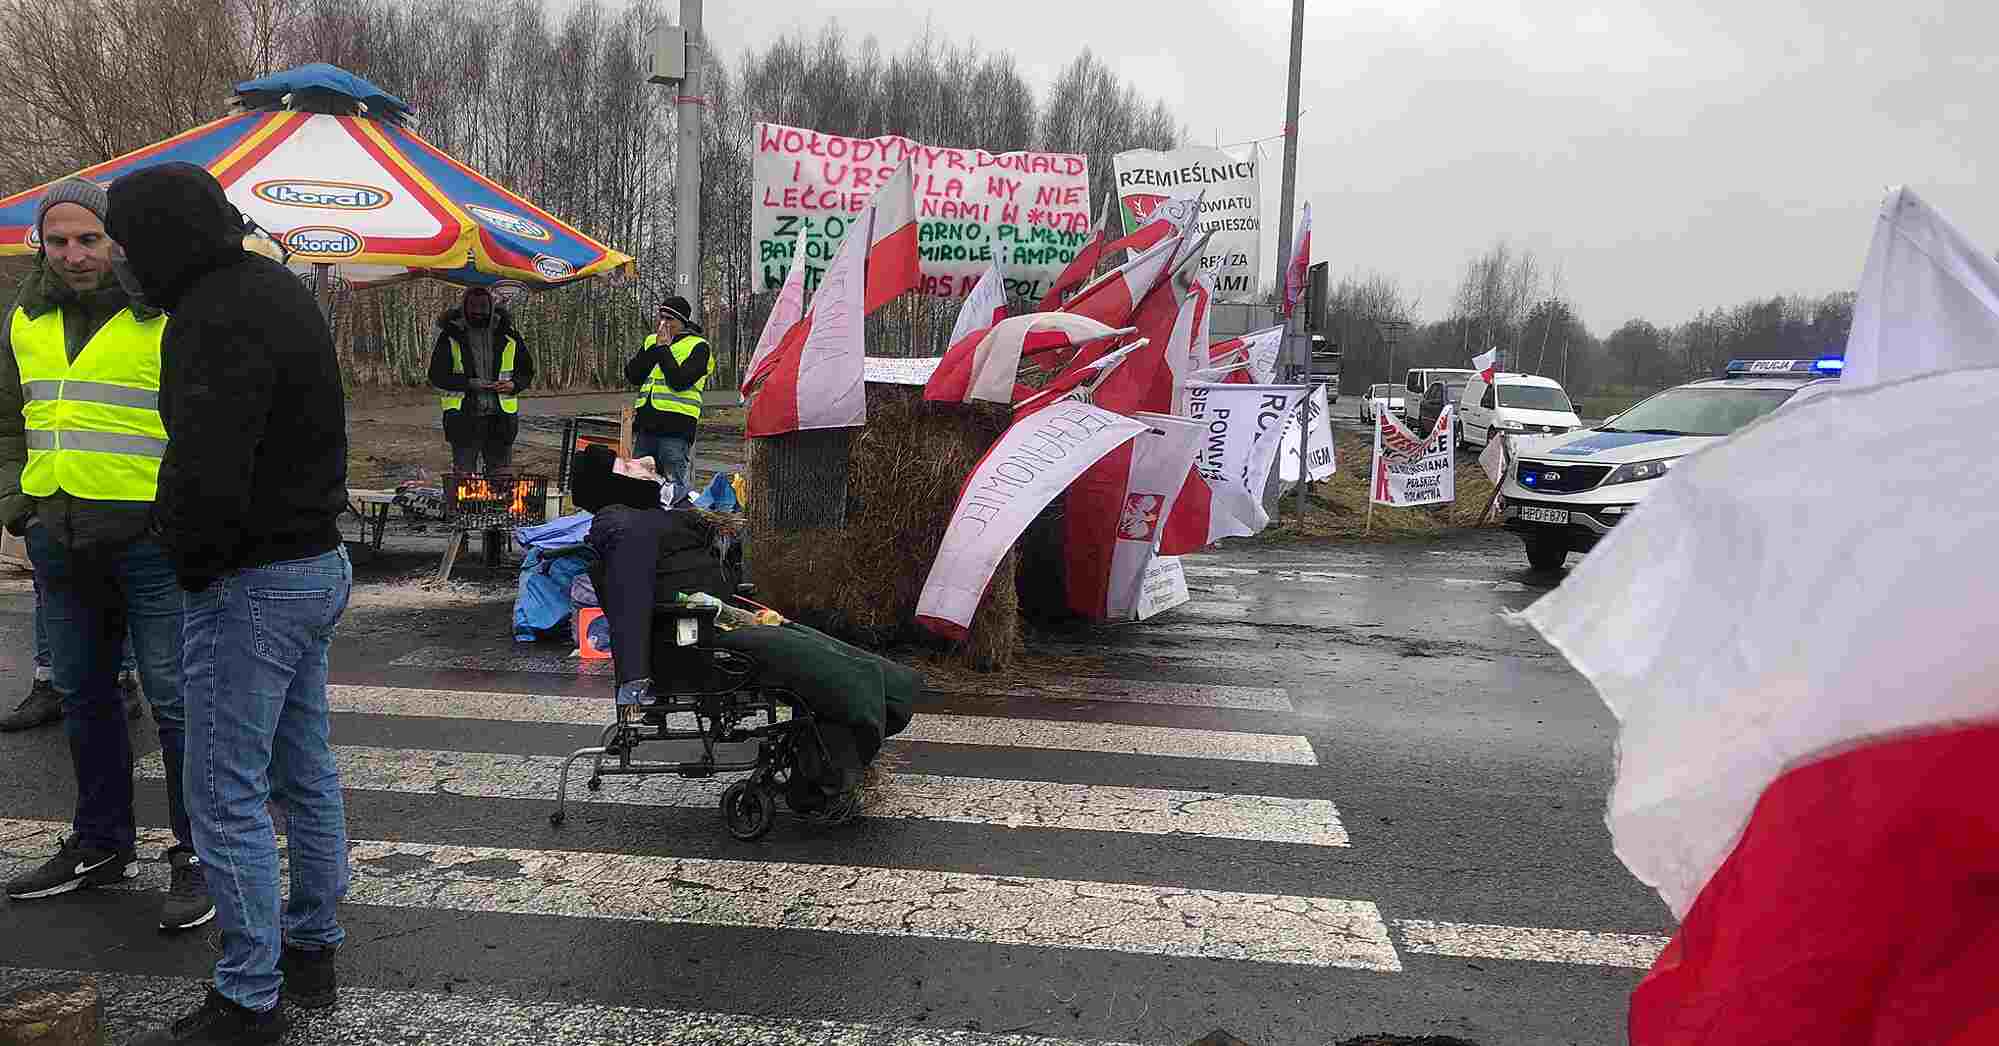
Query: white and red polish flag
925 313 1127 405
1282 201 1312 317
949 259 1009 347
1519 190 1999 1046
1104 411 1205 620
746 164 918 437
864 158 921 313
1211 324 1284 385
742 234 807 397
1038 194 1112 312
914 396 1149 640
1154 382 1303 555
1055 230 1183 330
1472 346 1498 384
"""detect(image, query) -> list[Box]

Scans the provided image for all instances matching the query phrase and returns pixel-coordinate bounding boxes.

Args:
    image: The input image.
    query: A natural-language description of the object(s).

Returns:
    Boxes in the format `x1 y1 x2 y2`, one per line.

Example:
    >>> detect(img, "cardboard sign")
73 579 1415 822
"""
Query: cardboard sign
1135 555 1190 620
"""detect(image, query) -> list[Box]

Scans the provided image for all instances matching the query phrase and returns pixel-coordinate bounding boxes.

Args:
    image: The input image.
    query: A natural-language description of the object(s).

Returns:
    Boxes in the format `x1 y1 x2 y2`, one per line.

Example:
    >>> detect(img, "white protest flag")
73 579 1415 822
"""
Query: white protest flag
1478 430 1510 485
1105 412 1207 621
1155 383 1306 554
1209 325 1283 384
1842 185 1999 390
1370 405 1455 507
925 313 1129 406
915 401 1148 639
1512 192 1999 1045
1472 347 1498 383
745 198 871 437
948 259 1010 346
1278 383 1336 483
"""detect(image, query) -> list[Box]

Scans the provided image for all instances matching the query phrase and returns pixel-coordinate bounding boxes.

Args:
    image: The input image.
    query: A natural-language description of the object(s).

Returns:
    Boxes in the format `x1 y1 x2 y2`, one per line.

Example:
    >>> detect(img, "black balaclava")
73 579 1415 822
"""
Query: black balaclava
104 163 245 313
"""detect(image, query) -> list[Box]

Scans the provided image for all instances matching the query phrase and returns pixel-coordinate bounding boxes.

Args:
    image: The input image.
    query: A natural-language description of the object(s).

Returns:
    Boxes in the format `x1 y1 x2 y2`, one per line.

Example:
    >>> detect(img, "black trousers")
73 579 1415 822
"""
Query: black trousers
443 410 519 474
584 506 734 685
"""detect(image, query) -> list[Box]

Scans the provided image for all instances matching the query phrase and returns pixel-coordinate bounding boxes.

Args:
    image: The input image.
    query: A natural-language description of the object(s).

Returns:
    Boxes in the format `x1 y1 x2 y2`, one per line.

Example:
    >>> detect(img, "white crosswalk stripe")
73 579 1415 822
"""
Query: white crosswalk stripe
327 685 1321 765
135 745 1349 846
0 967 1141 1046
0 818 1403 971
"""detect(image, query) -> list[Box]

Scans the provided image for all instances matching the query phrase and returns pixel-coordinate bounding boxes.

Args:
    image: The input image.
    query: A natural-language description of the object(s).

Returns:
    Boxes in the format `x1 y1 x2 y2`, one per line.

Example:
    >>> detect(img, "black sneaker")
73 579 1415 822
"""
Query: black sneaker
160 848 216 931
132 987 289 1045
0 676 60 732
4 835 136 900
279 943 338 1009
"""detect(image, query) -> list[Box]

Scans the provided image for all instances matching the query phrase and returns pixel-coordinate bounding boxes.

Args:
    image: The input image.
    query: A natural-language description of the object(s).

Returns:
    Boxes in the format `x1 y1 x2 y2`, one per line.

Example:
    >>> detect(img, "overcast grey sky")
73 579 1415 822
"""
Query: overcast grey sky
697 0 1993 335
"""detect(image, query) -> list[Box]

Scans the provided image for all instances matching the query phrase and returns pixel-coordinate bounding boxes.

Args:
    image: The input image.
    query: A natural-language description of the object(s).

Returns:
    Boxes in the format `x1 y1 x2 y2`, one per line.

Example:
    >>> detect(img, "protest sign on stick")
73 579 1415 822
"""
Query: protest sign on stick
1369 406 1456 528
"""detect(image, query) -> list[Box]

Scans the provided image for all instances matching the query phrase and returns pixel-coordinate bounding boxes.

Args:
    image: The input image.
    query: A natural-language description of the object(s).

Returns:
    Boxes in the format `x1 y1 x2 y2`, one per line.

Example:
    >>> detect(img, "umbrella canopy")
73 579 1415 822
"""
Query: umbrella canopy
0 64 635 292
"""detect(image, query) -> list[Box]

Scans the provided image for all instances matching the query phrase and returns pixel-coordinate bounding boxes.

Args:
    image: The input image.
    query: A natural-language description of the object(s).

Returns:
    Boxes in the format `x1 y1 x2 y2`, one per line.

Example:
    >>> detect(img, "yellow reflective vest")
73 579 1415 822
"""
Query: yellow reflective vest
12 306 168 503
634 334 711 420
440 336 521 414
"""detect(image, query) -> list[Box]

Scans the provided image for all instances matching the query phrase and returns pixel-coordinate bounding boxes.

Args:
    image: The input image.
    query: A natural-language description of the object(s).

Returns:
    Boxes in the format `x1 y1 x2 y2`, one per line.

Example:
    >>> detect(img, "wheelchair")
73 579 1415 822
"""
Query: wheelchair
548 594 850 841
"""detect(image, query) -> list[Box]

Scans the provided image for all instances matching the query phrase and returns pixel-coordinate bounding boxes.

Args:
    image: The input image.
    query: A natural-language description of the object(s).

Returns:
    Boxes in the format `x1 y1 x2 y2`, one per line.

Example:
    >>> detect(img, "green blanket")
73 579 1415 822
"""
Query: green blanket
709 621 918 762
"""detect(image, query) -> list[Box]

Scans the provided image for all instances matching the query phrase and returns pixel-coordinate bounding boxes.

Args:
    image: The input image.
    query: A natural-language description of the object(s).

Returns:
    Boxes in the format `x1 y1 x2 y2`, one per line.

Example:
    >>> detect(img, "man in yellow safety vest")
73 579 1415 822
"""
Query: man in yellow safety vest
0 176 213 932
428 285 535 476
622 294 711 493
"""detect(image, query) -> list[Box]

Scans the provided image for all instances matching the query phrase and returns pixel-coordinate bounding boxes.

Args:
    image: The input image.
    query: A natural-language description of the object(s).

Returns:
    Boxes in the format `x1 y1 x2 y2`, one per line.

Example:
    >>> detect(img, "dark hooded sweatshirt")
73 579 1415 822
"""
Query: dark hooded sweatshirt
105 162 348 590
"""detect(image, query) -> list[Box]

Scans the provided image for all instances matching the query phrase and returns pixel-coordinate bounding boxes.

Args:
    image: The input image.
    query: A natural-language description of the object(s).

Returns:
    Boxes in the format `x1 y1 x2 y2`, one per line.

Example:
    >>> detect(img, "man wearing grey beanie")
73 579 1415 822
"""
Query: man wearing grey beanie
0 174 212 934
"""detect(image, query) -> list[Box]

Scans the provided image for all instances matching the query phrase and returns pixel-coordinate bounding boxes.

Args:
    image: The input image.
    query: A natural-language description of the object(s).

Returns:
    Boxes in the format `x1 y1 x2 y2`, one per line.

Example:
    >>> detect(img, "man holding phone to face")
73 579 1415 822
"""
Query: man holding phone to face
623 295 711 493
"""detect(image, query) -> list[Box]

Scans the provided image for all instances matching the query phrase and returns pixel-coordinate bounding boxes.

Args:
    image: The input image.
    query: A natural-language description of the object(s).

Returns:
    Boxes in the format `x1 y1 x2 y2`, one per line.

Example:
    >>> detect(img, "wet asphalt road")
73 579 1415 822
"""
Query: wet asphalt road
0 528 1669 1046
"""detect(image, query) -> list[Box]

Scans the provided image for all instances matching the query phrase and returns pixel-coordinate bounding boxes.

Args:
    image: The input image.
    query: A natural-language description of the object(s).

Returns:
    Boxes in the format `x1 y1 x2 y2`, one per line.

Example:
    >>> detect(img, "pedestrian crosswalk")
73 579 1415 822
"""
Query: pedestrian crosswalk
1 657 1671 1045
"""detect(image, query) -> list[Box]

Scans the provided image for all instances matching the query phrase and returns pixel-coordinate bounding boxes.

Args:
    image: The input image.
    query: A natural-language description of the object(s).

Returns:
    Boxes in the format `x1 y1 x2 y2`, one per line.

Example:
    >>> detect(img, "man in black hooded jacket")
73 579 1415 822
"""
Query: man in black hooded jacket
106 162 352 1045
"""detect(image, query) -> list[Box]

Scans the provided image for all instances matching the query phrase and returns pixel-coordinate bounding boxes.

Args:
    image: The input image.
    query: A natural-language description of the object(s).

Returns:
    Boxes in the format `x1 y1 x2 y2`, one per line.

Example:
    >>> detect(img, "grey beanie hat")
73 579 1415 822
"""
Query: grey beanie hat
37 177 109 237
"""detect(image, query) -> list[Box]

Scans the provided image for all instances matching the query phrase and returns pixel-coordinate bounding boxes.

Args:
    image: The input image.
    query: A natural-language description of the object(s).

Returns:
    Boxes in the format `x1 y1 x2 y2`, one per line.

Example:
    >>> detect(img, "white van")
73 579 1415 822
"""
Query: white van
1455 372 1582 450
1402 368 1474 420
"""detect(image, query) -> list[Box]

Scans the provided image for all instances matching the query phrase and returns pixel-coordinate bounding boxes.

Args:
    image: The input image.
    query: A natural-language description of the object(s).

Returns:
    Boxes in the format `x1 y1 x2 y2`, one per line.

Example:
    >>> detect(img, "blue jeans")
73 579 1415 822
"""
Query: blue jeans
633 430 694 492
34 572 136 675
26 525 190 853
182 547 352 1013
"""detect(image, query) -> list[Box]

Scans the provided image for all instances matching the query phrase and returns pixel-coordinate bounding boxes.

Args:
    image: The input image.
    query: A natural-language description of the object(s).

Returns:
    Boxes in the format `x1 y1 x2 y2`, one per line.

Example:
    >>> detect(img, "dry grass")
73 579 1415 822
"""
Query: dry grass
1261 430 1505 542
744 385 1021 671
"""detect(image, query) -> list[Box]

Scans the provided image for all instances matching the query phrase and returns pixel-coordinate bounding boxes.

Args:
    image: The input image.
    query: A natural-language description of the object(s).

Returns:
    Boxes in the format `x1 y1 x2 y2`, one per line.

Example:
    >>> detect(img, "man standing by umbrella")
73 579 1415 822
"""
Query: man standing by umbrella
624 295 711 493
429 285 535 476
106 162 351 1044
0 176 211 933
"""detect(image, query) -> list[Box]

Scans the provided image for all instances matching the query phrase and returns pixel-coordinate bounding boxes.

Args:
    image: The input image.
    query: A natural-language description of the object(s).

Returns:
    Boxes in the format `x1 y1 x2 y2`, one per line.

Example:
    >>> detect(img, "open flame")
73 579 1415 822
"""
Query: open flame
454 476 537 516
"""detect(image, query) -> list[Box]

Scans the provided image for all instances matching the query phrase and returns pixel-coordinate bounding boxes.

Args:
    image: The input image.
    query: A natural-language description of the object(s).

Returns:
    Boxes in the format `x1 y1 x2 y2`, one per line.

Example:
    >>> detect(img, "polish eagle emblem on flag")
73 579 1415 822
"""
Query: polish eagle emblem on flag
1119 493 1164 541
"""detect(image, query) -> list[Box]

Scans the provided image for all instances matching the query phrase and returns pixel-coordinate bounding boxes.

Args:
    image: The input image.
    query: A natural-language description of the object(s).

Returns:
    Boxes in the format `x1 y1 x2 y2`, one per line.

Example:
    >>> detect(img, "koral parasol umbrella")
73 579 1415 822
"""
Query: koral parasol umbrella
0 63 636 313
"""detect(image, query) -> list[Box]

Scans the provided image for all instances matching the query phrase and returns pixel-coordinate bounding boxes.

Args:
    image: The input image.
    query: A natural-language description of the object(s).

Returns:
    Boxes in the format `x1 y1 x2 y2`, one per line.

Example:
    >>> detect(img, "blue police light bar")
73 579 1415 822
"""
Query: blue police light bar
1724 359 1823 376
1814 357 1845 373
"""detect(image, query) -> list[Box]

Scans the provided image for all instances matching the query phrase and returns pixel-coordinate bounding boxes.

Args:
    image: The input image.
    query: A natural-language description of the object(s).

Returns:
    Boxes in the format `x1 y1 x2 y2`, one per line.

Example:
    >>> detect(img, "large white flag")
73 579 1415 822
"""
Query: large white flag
949 259 1009 346
915 401 1147 639
1278 384 1337 483
1843 185 1999 390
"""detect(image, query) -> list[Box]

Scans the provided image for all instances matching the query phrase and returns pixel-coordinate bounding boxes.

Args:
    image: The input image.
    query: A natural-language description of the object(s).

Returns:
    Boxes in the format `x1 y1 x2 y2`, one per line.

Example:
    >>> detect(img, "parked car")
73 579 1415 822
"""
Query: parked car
1360 383 1405 422
1413 378 1470 439
1403 367 1474 420
1455 372 1583 450
1499 358 1843 571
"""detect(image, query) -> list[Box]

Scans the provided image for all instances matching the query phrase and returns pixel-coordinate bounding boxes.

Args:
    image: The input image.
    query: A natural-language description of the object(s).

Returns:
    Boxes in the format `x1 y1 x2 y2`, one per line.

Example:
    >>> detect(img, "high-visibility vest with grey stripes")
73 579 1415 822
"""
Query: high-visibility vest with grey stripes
12 305 168 503
633 333 710 419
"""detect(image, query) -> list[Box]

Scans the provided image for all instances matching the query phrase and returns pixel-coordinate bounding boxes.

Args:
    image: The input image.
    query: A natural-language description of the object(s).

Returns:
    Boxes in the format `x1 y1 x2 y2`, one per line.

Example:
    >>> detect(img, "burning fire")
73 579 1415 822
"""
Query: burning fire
456 476 537 516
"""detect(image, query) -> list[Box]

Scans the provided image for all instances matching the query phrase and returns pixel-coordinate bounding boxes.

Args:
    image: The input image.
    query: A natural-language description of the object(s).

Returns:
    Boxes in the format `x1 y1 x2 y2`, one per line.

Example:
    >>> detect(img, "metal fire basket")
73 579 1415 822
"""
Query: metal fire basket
442 472 550 530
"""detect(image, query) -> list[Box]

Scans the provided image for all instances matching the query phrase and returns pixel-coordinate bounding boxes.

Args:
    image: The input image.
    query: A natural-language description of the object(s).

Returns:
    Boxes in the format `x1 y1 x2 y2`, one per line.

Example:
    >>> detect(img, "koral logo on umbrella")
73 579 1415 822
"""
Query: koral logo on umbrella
254 179 392 211
466 204 551 242
285 226 364 258
532 254 574 280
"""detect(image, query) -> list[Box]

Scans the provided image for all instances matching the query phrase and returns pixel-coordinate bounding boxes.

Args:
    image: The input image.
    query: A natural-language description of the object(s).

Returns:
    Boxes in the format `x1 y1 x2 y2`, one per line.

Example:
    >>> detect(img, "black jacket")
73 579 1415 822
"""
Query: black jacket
624 334 711 437
428 305 536 405
106 162 348 589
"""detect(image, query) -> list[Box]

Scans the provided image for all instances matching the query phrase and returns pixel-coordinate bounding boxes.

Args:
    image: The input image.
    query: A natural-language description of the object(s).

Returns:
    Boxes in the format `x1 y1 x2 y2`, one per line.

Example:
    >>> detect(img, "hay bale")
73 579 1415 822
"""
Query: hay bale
746 383 1020 670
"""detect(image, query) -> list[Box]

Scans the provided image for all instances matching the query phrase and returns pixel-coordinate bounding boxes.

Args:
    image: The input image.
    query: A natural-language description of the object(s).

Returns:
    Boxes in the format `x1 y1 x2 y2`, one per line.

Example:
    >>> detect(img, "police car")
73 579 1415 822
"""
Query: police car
1501 358 1842 571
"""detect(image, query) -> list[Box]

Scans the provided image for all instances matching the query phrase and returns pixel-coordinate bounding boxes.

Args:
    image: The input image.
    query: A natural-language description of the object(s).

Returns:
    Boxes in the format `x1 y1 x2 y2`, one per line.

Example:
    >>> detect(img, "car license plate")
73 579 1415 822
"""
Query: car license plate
1520 506 1570 525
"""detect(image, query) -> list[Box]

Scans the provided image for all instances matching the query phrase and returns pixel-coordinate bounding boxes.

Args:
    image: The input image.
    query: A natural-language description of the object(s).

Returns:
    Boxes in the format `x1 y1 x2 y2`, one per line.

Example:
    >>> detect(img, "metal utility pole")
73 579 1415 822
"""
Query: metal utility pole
675 0 703 309
1264 0 1306 520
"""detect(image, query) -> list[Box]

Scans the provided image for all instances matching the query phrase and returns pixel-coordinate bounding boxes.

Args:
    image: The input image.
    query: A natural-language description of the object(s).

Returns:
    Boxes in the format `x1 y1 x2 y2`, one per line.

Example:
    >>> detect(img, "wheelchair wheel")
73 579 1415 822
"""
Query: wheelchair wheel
721 780 776 841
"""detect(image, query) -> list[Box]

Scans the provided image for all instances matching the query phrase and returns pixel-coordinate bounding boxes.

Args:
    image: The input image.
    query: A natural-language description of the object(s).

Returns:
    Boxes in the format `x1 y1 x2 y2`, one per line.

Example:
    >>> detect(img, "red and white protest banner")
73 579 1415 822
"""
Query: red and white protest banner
1370 405 1455 507
1211 325 1284 385
925 313 1128 406
753 122 1091 304
915 400 1148 639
